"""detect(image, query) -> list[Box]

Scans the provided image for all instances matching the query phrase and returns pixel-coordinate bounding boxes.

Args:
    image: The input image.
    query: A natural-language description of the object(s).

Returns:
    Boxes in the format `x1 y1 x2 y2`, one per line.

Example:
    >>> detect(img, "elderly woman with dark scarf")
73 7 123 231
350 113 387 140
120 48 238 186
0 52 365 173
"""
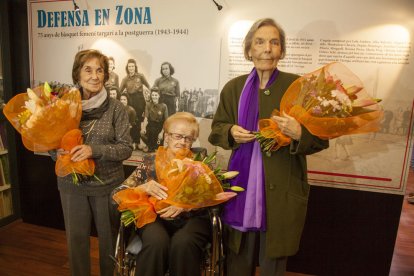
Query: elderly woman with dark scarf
51 49 133 276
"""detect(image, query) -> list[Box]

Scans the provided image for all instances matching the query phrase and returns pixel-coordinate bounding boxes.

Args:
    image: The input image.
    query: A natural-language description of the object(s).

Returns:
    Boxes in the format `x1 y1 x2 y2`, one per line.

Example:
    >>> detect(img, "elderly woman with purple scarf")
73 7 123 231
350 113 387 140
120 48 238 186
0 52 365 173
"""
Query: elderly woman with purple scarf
208 18 329 276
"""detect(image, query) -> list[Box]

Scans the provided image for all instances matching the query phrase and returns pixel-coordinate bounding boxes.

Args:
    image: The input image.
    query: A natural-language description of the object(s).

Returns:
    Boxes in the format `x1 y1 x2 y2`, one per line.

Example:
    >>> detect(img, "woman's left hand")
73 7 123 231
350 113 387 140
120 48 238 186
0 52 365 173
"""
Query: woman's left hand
272 111 302 140
157 205 186 218
70 145 93 162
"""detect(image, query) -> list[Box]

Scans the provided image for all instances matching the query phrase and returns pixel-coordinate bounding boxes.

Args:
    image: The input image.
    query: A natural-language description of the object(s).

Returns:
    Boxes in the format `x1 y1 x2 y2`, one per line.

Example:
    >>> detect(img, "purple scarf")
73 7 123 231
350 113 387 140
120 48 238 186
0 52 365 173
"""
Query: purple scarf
222 68 279 232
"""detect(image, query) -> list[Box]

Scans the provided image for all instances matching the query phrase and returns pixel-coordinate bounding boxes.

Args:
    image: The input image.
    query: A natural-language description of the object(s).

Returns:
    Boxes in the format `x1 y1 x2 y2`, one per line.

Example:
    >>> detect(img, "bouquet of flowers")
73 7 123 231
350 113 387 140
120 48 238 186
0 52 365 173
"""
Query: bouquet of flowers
255 62 383 153
3 82 82 151
112 147 243 228
3 82 97 183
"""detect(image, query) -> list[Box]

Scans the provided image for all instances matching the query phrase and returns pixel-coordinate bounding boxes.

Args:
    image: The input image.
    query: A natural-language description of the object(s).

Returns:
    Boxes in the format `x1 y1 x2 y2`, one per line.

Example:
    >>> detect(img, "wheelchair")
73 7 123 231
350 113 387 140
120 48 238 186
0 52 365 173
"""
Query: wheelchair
112 148 225 275
113 205 225 276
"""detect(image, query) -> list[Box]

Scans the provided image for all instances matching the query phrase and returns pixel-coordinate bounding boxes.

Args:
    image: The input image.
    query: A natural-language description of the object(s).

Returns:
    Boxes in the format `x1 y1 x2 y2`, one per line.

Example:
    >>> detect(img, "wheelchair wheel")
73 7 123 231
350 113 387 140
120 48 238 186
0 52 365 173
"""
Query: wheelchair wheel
204 207 224 276
113 224 136 276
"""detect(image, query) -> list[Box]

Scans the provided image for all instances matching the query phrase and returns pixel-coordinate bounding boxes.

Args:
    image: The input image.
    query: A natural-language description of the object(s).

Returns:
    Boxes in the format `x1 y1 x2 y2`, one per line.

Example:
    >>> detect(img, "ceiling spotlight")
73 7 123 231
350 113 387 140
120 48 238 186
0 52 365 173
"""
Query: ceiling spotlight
73 0 80 11
211 0 223 11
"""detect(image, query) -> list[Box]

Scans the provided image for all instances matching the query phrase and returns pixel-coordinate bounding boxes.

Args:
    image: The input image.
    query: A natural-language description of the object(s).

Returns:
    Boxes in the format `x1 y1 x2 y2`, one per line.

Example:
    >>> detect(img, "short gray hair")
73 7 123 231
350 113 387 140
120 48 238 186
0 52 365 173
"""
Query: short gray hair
243 18 286 60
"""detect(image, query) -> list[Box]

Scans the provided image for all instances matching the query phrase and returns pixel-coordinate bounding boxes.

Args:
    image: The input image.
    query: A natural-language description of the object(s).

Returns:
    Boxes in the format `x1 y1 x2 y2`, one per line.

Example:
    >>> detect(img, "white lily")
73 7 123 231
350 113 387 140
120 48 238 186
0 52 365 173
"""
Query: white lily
229 186 245 192
171 159 185 172
24 100 37 114
204 174 212 184
27 88 39 102
221 171 239 180
167 168 179 177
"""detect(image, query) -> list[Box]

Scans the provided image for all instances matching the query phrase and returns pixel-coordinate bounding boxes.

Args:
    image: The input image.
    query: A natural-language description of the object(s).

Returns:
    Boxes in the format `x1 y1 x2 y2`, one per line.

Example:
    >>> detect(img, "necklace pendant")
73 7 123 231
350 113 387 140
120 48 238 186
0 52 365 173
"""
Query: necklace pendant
264 90 271 96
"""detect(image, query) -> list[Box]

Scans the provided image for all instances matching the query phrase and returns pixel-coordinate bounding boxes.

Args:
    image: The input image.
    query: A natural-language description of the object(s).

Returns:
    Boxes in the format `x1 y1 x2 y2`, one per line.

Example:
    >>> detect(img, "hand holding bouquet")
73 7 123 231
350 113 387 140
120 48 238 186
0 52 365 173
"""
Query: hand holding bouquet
255 62 383 153
55 129 100 185
112 147 243 228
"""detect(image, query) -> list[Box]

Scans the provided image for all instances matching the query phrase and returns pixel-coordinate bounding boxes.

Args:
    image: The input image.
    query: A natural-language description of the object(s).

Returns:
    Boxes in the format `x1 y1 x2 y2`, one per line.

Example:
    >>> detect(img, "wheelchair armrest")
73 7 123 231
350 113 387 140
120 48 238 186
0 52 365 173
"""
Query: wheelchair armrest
208 206 223 236
208 205 222 219
110 185 131 206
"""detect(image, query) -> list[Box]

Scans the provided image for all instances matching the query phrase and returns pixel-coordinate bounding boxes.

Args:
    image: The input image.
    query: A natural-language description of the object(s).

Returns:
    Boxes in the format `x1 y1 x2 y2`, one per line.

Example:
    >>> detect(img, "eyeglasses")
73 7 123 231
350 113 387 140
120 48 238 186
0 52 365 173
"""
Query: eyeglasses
167 132 195 143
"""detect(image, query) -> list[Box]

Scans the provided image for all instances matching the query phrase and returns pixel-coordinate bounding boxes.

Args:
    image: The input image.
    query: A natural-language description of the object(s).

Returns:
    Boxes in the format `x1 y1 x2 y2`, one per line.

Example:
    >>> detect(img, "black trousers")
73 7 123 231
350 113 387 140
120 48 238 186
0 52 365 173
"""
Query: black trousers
226 231 287 276
135 215 210 276
59 191 119 276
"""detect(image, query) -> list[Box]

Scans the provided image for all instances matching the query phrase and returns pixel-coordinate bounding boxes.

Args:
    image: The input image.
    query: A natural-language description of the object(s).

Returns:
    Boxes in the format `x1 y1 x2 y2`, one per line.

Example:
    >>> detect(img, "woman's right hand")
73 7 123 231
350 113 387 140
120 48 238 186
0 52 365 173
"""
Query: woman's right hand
157 205 185 218
56 148 69 156
230 125 255 144
137 179 168 200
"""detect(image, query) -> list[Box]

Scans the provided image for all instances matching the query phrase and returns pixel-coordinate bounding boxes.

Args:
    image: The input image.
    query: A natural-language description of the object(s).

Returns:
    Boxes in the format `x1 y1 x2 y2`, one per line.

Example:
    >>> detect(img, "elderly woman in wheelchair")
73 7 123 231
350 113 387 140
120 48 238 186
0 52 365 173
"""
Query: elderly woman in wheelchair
113 112 230 276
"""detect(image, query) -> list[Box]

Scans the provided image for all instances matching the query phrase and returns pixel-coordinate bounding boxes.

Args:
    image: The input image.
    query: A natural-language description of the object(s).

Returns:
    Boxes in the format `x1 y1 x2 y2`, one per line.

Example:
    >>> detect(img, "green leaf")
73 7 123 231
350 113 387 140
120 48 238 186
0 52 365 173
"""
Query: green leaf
316 67 326 91
44 81 52 99
94 174 104 184
202 151 217 165
120 210 136 227
193 151 203 161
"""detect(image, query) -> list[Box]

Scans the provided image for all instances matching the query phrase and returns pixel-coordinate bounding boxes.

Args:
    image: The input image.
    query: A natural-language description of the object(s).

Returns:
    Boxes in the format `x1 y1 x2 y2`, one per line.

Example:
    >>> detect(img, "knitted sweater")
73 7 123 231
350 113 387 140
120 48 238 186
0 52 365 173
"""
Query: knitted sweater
57 98 133 196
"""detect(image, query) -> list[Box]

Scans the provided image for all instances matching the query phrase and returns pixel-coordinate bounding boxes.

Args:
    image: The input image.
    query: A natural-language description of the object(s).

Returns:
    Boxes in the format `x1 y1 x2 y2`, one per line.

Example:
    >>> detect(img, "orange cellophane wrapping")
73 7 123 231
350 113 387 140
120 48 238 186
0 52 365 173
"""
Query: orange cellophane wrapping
258 109 292 151
259 62 383 147
112 188 157 228
3 85 82 152
55 129 95 177
155 146 228 210
112 146 235 228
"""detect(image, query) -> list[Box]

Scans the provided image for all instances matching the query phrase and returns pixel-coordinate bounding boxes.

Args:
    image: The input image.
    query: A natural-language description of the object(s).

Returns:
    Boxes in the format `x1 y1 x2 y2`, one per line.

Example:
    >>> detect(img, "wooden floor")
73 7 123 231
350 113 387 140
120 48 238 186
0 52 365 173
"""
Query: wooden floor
0 168 413 276
0 221 100 276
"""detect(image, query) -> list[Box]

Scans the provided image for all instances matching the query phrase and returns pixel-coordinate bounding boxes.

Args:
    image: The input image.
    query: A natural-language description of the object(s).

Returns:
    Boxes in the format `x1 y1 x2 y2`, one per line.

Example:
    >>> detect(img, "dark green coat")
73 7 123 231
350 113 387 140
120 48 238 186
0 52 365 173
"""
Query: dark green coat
208 71 329 258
